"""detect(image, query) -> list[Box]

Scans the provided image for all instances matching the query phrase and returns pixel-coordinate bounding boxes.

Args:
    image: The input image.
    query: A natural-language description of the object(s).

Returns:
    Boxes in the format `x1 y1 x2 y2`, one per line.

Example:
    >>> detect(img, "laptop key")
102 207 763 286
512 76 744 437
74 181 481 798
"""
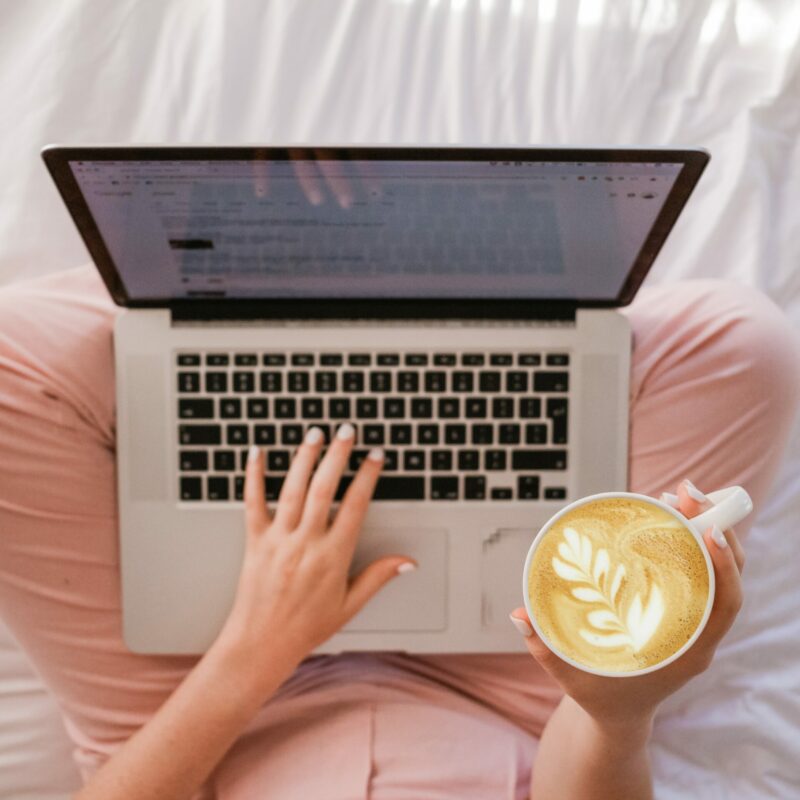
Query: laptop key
458 449 480 470
546 353 570 366
417 424 439 445
433 353 457 366
377 353 400 366
411 398 433 418
512 450 568 470
233 372 255 392
390 424 413 445
274 398 296 418
234 354 258 366
205 372 228 393
465 398 487 418
349 449 370 471
491 487 513 500
370 371 392 392
234 476 245 500
301 398 324 419
485 449 507 470
206 354 229 366
260 371 283 393
462 353 484 366
213 451 236 471
343 372 365 392
333 475 355 501
518 353 542 366
320 354 343 366
247 398 268 418
292 353 314 366
177 354 200 366
405 353 428 366
265 477 285 501
348 353 371 366
452 371 474 392
479 372 502 392
520 397 541 418
397 371 419 392
356 398 378 419
268 450 290 471
227 425 249 445
424 371 446 392
254 425 277 445
444 424 467 445
464 475 486 499
431 476 458 500
363 425 385 445
179 424 221 445
177 372 200 393
281 425 303 445
506 371 528 392
547 398 569 444
518 475 540 499
499 423 521 444
383 449 399 471
438 398 460 418
533 371 569 392
404 450 426 470
180 476 202 500
179 398 214 419
525 424 548 444
492 397 514 418
373 476 425 500
220 398 242 419
327 398 349 418
207 476 229 500
431 450 452 470
288 372 310 392
263 354 286 366
472 424 493 445
383 397 406 418
490 354 513 366
315 371 337 393
179 450 208 471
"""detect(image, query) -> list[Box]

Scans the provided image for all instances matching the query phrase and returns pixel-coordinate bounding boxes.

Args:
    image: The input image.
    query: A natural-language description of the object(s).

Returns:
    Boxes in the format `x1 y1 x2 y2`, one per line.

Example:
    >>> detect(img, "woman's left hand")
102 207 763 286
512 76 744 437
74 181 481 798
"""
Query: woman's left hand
510 478 745 730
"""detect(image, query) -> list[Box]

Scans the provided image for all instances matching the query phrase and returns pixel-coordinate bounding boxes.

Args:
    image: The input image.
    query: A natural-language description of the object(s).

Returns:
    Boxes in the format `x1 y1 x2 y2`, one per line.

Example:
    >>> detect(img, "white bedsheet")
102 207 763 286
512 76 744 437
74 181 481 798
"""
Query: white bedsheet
1 1 799 797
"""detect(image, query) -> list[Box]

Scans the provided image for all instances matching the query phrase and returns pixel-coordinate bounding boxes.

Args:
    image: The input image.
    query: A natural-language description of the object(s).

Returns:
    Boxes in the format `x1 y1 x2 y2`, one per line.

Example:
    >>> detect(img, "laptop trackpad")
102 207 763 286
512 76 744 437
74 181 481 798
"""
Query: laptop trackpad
343 527 448 632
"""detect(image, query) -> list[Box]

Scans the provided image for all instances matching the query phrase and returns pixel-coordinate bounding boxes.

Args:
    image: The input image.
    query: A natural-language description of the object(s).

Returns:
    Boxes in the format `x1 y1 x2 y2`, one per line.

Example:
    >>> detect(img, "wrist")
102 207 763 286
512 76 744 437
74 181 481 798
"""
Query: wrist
566 696 655 748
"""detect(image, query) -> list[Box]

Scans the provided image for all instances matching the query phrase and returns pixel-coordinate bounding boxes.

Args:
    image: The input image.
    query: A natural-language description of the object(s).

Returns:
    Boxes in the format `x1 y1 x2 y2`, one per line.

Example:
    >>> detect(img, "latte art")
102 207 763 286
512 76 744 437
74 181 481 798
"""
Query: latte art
528 498 710 673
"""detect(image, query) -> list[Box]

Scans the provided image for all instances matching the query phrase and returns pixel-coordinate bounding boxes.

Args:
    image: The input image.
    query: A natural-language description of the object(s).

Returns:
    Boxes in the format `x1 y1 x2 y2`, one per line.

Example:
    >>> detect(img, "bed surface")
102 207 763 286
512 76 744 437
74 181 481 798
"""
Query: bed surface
1 1 799 797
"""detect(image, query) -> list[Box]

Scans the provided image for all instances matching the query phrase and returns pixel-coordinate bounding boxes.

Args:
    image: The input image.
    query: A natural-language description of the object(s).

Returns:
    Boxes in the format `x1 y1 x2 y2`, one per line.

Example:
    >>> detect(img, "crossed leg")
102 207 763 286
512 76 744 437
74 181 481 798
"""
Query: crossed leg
1 266 798 797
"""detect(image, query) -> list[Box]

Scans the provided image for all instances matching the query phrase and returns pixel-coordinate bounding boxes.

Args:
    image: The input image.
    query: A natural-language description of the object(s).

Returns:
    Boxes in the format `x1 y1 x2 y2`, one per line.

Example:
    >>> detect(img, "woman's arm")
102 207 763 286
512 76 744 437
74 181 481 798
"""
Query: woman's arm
513 479 746 800
76 425 414 800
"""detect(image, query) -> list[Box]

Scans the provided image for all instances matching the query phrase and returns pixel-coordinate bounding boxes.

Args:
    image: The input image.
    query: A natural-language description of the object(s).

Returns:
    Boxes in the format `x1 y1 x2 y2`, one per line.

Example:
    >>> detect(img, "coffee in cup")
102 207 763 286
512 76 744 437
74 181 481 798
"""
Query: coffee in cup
523 487 752 677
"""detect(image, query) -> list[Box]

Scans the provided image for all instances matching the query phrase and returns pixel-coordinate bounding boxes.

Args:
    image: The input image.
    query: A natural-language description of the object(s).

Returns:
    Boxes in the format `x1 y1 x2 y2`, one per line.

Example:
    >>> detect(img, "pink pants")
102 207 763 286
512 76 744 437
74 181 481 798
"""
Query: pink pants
1 266 799 799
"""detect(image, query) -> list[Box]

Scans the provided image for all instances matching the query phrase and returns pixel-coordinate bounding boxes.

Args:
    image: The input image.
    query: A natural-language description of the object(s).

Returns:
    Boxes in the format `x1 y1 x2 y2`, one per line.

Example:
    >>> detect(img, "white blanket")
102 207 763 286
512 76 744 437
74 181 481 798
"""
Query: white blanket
1 1 799 797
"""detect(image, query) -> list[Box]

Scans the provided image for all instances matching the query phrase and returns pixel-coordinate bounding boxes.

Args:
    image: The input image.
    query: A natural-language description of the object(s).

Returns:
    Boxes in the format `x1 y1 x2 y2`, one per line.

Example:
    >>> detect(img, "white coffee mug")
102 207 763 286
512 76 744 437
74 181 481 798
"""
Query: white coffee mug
522 485 753 678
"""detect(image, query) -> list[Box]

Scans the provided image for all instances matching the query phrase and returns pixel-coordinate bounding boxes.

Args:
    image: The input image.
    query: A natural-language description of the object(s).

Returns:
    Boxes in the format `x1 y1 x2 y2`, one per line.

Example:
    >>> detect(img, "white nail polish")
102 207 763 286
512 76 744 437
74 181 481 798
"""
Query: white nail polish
336 422 355 440
397 562 416 574
367 447 384 462
684 479 707 503
247 445 260 463
659 492 680 508
711 524 728 549
305 426 323 444
509 613 534 637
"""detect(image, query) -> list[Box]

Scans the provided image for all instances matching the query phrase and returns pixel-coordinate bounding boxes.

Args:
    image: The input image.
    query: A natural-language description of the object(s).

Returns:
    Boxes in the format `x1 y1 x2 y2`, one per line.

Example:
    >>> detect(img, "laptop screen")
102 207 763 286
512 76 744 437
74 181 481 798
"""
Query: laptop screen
43 147 708 311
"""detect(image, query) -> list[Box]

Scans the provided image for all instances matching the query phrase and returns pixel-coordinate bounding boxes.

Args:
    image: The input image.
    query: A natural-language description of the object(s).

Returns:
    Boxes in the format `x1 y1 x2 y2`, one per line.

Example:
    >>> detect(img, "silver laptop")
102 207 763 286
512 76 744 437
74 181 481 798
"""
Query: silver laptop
43 145 708 655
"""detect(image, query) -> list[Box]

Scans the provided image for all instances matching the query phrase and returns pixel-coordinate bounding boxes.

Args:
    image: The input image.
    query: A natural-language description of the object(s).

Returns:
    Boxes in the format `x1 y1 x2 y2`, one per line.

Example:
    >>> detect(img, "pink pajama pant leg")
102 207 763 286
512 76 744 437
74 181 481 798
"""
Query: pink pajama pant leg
0 267 798 799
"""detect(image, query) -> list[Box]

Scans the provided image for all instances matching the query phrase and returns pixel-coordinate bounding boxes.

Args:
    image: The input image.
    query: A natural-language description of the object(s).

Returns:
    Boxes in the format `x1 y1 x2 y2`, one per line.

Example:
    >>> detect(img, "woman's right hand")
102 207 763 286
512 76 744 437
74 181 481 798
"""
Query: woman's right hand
510 478 746 731
213 423 416 694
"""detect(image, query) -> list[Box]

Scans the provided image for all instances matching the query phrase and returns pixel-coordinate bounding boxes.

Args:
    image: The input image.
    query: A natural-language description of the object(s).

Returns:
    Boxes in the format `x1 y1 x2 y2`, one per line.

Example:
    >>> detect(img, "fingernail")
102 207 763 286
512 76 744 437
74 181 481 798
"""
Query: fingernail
397 562 416 574
659 492 680 508
683 479 707 504
247 445 260 463
509 613 534 638
336 423 355 441
711 524 728 549
305 426 323 445
367 447 384 462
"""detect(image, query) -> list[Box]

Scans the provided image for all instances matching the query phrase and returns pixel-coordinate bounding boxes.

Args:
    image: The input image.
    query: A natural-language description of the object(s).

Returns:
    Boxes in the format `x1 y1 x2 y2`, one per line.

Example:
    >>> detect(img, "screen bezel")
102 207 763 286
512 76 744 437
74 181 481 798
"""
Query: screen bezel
41 145 709 319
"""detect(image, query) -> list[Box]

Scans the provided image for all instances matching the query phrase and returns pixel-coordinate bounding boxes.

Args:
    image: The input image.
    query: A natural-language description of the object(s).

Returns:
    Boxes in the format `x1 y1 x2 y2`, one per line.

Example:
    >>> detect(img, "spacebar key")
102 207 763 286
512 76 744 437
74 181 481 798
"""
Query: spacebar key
512 449 568 470
372 476 425 500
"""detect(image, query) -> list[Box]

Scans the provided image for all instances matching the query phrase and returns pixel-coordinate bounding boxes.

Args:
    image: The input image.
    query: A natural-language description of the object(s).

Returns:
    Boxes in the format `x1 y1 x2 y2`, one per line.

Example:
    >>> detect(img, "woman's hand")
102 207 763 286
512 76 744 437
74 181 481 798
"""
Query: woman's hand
510 478 745 731
213 423 415 693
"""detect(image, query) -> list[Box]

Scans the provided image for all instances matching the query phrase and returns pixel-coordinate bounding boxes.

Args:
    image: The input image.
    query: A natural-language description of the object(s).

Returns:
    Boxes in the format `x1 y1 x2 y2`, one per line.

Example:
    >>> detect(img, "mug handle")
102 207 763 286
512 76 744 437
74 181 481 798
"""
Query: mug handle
689 486 754 534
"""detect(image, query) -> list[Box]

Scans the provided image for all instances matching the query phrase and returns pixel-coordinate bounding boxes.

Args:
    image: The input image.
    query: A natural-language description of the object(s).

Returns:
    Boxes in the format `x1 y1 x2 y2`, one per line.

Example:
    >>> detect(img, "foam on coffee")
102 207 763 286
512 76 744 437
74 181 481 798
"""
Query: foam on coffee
528 497 709 673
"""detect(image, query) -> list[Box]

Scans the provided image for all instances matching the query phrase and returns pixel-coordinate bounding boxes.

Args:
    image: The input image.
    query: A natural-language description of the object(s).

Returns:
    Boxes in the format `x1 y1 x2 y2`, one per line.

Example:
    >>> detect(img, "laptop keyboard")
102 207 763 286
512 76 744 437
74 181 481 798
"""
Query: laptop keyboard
176 351 570 502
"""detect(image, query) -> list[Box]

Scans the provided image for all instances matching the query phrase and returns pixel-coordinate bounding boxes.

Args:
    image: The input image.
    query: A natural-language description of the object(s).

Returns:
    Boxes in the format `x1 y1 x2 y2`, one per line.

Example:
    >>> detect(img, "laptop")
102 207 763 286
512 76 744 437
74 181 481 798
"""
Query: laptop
42 145 709 655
